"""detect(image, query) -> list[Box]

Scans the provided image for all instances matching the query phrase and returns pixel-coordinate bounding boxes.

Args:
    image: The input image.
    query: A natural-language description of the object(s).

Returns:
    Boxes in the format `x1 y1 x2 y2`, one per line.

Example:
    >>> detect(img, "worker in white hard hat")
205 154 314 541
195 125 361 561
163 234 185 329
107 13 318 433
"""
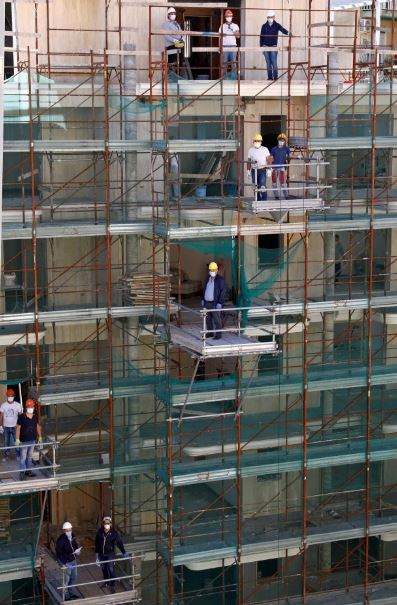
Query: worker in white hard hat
95 516 129 594
247 133 272 201
55 521 82 600
162 6 184 76
270 133 291 200
259 10 289 80
219 9 240 80
201 262 227 340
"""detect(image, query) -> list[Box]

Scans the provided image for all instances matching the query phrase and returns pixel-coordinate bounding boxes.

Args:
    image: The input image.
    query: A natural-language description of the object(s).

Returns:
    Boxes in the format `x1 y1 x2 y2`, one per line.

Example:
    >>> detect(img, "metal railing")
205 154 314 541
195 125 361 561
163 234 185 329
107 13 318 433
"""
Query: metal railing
0 439 58 480
57 555 140 602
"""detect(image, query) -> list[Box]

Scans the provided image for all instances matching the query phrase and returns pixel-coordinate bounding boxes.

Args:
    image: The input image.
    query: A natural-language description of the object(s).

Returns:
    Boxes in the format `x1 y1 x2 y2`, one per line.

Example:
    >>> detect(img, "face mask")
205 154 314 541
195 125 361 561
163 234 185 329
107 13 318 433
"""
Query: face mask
268 18 274 24
226 16 232 22
26 408 34 415
209 271 217 278
66 531 72 538
278 141 285 147
7 397 14 403
104 524 111 531
254 142 261 148
169 13 176 21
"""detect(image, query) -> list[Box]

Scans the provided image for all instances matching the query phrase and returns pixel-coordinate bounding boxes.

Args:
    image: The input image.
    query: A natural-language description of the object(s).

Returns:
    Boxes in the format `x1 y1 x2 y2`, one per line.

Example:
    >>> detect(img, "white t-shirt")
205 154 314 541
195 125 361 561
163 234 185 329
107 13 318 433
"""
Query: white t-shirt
248 145 271 169
0 401 23 427
219 22 239 47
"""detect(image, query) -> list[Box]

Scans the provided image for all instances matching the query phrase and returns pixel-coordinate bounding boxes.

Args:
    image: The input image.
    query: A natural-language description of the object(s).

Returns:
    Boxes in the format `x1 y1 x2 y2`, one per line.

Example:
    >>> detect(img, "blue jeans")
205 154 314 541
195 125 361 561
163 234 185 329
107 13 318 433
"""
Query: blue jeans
99 555 116 587
3 427 16 457
222 49 237 80
263 50 278 79
19 440 35 472
252 168 267 201
64 561 79 598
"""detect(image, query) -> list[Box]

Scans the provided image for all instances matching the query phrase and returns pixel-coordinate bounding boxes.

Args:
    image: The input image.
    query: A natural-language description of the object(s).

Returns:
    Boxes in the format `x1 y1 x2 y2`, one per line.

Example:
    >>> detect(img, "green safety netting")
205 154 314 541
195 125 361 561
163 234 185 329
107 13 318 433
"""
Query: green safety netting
178 237 302 306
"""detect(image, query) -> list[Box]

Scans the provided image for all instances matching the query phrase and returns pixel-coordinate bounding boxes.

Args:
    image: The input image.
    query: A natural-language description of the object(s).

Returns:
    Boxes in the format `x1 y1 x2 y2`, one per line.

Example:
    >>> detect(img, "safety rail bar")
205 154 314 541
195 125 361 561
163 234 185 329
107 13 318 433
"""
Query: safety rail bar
0 439 58 478
56 555 139 602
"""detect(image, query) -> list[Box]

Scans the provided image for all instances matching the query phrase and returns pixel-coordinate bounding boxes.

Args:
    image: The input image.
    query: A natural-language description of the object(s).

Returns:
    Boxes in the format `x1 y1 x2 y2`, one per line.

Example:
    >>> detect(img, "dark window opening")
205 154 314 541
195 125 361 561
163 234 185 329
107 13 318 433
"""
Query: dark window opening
261 115 287 151
5 2 14 79
257 558 278 580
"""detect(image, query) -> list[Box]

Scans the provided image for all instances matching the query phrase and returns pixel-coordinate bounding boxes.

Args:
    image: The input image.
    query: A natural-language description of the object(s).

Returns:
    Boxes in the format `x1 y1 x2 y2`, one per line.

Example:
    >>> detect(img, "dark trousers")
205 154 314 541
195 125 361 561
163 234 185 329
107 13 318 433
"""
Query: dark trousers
263 50 278 79
99 554 116 587
252 168 267 201
204 301 222 339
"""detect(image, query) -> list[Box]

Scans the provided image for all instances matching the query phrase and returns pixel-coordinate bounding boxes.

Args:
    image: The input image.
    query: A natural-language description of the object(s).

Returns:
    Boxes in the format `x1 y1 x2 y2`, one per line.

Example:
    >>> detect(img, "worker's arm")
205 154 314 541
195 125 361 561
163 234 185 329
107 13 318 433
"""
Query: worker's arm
0 409 3 427
16 424 21 441
116 533 126 555
259 24 265 47
278 23 289 35
216 277 227 307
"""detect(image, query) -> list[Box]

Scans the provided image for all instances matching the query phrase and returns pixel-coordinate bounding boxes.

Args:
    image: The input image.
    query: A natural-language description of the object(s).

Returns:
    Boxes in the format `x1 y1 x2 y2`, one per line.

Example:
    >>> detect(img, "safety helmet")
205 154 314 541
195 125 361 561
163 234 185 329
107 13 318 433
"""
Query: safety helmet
225 9 233 16
277 133 287 141
167 6 176 14
62 521 72 530
6 388 15 396
267 10 276 17
253 133 263 142
103 516 112 523
208 262 218 271
25 399 35 408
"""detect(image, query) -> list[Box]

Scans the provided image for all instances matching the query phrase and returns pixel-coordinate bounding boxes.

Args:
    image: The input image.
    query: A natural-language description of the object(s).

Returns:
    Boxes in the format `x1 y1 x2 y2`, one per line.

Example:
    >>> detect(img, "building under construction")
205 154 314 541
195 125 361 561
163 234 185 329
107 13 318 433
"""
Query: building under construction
1 0 397 603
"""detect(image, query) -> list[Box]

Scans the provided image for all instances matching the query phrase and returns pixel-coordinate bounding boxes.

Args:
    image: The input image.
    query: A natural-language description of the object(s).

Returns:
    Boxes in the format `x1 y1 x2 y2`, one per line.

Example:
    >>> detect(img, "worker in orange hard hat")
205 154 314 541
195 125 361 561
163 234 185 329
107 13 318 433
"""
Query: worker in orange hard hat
16 399 42 480
202 262 227 340
219 9 240 80
0 387 22 461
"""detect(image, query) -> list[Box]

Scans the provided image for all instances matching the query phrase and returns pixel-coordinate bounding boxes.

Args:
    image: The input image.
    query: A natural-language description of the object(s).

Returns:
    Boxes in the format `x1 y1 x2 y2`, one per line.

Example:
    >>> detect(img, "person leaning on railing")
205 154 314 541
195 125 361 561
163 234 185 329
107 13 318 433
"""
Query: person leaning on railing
162 7 184 70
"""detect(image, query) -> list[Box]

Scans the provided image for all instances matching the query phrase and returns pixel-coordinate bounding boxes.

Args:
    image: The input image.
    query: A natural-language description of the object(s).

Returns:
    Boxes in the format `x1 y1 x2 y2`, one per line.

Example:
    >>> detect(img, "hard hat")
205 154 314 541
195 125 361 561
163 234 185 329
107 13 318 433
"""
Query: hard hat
6 388 15 396
103 516 112 523
167 6 176 14
253 133 263 142
267 10 276 17
208 262 218 271
62 521 72 530
25 399 35 408
277 132 287 140
225 9 233 16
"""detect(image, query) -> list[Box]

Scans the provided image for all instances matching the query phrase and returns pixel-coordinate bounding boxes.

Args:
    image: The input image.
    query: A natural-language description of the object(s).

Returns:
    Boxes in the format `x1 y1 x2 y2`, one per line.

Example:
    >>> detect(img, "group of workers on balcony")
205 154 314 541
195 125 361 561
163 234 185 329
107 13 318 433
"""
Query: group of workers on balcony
163 7 289 80
56 516 129 599
0 389 42 480
248 132 291 201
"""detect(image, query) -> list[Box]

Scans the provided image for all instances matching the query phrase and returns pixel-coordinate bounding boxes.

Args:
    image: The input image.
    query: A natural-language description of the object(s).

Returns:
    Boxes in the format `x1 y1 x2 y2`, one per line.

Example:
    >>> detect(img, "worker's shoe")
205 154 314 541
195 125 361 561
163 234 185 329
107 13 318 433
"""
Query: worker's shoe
109 585 116 594
206 332 214 338
25 471 36 477
214 335 222 340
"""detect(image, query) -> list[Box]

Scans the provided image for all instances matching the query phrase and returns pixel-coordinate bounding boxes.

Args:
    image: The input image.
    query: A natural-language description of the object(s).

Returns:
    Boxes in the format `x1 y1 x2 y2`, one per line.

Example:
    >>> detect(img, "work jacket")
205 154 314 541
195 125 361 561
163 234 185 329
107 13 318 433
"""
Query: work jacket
55 533 79 565
95 527 126 557
202 274 227 307
259 21 288 47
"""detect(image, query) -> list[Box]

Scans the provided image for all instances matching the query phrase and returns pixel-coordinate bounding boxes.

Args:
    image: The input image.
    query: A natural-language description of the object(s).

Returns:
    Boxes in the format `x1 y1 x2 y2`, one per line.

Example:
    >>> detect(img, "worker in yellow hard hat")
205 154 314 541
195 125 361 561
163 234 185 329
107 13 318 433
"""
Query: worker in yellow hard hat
201 262 227 340
269 132 291 200
247 133 271 201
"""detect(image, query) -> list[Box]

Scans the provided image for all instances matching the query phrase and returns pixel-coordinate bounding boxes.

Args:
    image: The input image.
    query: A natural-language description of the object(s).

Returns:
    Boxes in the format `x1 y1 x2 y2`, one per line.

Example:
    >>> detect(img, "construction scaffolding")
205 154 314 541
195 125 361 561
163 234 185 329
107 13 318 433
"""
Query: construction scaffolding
2 0 397 603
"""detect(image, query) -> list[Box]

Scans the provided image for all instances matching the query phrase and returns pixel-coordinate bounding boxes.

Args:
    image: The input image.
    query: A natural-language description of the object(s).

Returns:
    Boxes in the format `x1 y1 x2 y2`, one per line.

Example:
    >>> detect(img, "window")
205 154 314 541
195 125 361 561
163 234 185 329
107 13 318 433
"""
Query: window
258 234 282 269
257 558 278 580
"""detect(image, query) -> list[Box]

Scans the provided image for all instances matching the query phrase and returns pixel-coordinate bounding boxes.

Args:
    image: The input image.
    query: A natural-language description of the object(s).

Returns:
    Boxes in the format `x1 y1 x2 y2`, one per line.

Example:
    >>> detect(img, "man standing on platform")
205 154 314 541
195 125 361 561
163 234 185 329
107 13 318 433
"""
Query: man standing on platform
0 388 22 461
202 262 227 340
56 521 82 601
259 10 289 80
95 516 128 594
163 6 185 76
219 9 240 80
270 133 290 200
247 133 271 201
15 400 42 480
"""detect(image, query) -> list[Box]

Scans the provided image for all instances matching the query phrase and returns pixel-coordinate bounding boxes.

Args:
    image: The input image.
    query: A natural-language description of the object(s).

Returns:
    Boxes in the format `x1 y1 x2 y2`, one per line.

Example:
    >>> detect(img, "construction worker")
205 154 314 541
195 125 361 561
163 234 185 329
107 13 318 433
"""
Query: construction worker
270 133 290 200
163 7 184 74
259 10 289 80
0 388 22 461
15 400 42 480
247 133 271 201
219 9 240 80
95 516 129 594
202 262 227 340
169 153 181 199
55 521 82 601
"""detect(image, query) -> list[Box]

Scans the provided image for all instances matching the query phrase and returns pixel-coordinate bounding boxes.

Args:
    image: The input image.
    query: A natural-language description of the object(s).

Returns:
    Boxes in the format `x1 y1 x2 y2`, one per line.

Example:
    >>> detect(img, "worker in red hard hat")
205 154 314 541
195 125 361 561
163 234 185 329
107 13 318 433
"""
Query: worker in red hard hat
0 388 22 461
16 399 42 480
219 9 240 80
